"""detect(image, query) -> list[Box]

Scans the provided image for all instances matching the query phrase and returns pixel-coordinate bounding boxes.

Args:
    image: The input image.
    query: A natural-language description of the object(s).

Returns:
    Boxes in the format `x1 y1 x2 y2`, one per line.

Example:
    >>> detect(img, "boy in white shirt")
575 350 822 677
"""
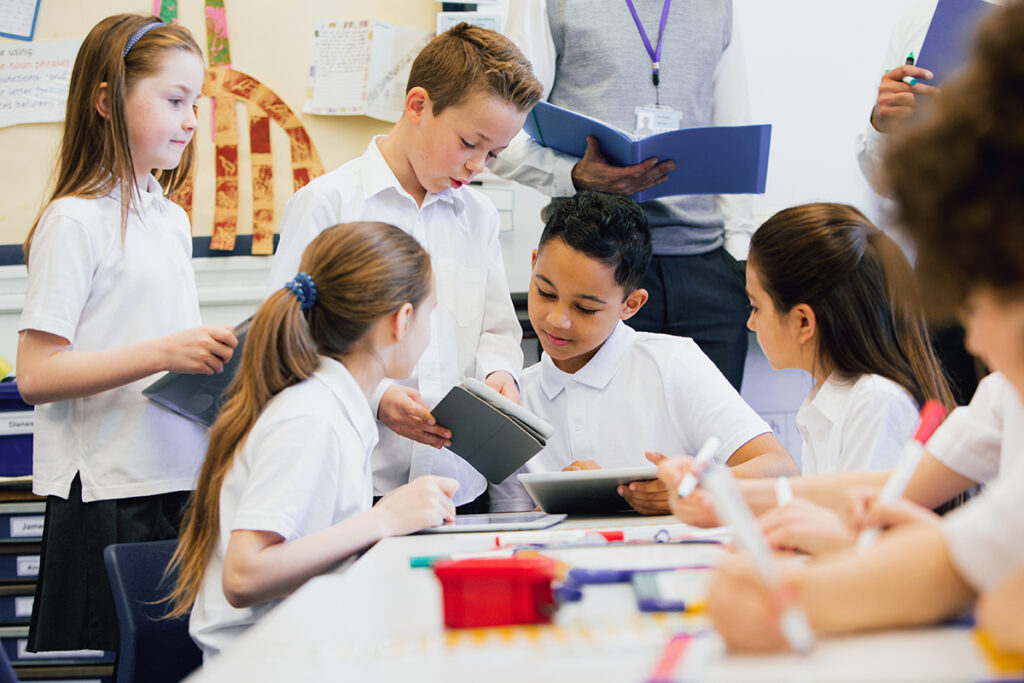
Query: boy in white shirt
491 192 798 514
268 25 543 510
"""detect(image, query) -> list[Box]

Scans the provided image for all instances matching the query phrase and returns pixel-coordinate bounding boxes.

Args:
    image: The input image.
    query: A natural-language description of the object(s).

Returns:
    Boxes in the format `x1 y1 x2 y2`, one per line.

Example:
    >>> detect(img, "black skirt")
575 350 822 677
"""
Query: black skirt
27 474 190 652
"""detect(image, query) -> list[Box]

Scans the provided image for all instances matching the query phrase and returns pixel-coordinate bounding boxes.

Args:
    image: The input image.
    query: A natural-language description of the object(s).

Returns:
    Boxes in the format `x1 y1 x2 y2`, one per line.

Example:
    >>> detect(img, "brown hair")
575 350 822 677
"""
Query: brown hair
23 14 203 262
883 1 1024 316
167 222 433 618
406 22 542 116
750 203 955 411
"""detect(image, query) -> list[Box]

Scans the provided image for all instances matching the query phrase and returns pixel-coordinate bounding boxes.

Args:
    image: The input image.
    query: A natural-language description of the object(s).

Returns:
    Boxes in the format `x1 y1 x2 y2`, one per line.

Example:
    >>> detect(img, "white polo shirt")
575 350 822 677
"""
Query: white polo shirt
267 137 523 506
796 373 919 475
190 357 378 659
491 321 771 511
926 372 1022 485
19 176 206 502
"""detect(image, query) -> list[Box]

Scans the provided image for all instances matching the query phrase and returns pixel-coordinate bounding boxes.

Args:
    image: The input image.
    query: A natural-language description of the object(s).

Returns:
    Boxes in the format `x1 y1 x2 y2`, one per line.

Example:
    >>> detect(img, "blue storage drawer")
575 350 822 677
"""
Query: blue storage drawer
0 381 32 478
0 585 34 625
0 547 39 583
0 626 114 667
0 502 44 544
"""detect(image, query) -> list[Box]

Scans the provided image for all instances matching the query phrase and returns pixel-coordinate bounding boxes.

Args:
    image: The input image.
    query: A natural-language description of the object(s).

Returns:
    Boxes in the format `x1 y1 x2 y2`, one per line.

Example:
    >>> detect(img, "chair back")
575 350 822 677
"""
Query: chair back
103 540 202 683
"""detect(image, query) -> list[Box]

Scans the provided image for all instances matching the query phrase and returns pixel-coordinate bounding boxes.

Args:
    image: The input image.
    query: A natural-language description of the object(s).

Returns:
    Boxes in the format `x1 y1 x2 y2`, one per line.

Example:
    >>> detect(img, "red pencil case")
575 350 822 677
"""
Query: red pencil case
433 556 558 628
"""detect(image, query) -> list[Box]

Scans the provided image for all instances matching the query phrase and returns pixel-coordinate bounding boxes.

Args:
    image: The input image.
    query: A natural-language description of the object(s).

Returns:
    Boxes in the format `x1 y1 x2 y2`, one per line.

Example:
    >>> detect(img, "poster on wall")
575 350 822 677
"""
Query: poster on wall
0 0 41 41
303 19 431 123
0 40 80 128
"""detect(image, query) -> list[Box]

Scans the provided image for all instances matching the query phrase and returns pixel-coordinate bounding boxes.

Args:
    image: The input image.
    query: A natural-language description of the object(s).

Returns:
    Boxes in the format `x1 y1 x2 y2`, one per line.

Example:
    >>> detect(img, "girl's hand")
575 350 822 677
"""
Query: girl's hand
709 556 799 653
378 385 452 448
656 453 721 527
852 491 941 533
161 325 237 374
759 497 855 556
485 370 520 403
374 476 458 536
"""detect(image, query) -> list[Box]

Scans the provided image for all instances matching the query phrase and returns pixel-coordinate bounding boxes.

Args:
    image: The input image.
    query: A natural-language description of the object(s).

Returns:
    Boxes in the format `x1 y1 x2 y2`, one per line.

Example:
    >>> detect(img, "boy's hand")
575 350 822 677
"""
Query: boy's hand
571 136 675 195
758 497 854 556
870 65 937 134
618 451 670 515
562 460 601 471
373 475 458 536
162 325 237 374
485 370 520 403
656 452 721 527
378 385 452 448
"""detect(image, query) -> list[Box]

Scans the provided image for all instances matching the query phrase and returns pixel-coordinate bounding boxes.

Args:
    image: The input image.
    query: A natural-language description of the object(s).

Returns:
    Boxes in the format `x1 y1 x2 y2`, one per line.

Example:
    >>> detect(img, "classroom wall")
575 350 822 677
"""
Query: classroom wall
0 0 918 456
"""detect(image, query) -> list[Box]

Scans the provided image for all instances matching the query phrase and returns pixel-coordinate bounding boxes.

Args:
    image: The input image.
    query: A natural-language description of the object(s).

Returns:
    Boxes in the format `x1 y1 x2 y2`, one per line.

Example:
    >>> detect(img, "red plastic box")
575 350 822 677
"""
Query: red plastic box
433 556 557 628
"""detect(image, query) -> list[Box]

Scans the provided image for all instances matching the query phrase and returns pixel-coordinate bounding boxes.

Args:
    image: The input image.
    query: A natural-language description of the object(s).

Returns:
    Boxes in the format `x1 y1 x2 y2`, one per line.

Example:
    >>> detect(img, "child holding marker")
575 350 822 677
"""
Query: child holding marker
170 223 458 658
658 202 955 540
268 24 542 512
15 15 237 652
707 1 1024 650
489 191 797 515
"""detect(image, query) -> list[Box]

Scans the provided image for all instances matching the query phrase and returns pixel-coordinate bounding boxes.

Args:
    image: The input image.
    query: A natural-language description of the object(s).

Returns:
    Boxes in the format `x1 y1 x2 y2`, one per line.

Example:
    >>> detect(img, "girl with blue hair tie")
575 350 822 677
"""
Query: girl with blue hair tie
169 221 457 659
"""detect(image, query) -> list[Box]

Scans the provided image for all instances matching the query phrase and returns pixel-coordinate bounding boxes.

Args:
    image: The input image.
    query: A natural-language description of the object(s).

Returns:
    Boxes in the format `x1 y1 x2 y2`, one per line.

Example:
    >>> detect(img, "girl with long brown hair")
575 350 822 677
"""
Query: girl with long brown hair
745 202 954 475
16 15 236 653
170 222 457 659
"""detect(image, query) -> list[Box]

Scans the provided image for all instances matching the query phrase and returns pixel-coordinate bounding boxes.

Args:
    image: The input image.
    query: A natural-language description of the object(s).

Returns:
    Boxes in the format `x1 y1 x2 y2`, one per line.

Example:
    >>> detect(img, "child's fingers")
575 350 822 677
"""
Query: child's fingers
209 325 239 347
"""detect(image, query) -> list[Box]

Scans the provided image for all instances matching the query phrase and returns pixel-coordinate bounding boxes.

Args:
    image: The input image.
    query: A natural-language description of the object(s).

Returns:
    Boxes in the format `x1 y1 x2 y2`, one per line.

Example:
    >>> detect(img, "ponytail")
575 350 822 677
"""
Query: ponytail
167 222 432 617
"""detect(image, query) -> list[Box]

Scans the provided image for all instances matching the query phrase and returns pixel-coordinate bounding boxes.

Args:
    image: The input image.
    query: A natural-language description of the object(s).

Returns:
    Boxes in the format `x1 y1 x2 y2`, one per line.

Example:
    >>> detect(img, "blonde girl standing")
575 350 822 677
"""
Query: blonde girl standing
17 15 236 652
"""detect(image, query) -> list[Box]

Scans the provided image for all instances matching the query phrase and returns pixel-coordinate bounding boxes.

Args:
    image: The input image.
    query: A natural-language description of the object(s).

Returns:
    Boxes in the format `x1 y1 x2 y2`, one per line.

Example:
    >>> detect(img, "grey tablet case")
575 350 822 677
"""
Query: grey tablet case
518 466 660 515
430 380 554 485
142 319 249 428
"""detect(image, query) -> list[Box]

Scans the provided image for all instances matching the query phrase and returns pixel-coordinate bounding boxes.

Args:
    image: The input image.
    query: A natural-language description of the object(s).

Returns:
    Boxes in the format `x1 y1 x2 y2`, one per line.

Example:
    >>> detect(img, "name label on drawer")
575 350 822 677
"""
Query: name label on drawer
0 411 33 436
16 555 39 577
10 516 44 538
14 595 32 617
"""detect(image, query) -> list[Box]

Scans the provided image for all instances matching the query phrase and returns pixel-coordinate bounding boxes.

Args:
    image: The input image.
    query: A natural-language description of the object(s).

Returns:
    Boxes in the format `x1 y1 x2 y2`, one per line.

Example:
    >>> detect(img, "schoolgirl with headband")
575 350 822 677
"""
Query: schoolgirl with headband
16 14 237 654
169 222 458 659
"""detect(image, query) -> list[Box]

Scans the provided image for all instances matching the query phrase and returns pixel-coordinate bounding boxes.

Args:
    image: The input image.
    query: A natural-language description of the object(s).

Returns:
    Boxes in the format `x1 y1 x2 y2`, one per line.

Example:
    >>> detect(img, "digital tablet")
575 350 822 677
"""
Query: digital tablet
416 512 567 534
518 466 660 515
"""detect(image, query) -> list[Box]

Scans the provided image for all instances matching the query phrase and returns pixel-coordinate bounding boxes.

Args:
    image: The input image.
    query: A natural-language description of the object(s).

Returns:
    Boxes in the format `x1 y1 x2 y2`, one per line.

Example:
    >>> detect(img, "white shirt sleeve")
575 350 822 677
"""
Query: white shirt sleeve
488 0 579 197
666 341 771 462
944 464 1024 592
19 210 97 343
474 209 524 382
855 0 937 194
488 464 536 512
232 415 343 542
714 11 756 261
266 185 337 295
925 373 1006 485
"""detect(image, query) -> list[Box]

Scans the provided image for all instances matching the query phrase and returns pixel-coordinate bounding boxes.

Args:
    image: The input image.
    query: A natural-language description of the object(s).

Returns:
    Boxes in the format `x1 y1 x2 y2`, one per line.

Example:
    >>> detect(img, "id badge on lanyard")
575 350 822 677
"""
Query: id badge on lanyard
626 0 681 137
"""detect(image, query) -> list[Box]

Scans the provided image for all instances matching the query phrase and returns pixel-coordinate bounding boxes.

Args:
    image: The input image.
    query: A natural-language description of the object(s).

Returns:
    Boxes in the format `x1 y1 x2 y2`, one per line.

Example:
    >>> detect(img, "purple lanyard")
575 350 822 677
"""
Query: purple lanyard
625 0 672 87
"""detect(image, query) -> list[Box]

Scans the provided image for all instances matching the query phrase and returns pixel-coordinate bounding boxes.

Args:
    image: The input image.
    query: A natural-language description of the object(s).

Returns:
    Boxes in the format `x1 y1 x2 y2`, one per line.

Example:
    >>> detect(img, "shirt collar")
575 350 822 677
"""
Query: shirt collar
803 372 856 426
361 136 464 212
314 356 378 451
538 320 636 399
107 174 166 213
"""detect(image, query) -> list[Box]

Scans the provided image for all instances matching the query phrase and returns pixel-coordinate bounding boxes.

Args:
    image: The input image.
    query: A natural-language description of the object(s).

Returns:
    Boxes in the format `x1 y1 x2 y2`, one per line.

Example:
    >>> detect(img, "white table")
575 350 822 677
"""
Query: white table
188 516 992 682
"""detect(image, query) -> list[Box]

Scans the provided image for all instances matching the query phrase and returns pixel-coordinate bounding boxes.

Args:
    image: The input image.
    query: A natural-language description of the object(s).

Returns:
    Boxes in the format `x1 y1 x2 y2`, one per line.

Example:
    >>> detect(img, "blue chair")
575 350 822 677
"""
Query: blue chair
103 540 202 683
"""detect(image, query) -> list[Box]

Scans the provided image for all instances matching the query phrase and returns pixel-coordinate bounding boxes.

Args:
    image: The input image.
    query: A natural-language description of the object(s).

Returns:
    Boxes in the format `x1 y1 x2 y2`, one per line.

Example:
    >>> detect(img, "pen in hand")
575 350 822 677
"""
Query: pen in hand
702 463 816 654
675 436 721 498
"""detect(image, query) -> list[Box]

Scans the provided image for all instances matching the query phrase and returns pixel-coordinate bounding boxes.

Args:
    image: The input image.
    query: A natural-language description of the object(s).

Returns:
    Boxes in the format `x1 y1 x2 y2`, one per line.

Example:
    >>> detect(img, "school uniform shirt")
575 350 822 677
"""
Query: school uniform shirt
490 321 771 511
267 138 522 506
926 372 1023 485
18 176 206 502
189 357 377 659
943 443 1024 593
796 373 919 475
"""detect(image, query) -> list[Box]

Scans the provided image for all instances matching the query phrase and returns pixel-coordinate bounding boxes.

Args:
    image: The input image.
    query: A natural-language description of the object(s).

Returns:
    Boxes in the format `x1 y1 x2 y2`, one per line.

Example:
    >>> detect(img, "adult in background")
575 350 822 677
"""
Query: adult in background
490 0 755 389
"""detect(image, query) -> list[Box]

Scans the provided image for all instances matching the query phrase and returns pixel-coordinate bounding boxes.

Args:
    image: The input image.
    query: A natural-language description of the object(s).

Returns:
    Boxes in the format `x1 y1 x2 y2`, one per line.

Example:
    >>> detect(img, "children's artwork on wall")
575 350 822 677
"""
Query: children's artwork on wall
0 0 41 41
158 0 326 254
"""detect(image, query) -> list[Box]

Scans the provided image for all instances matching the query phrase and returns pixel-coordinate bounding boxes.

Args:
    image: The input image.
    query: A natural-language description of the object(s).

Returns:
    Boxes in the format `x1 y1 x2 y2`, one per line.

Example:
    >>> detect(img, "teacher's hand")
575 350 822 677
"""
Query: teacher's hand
571 136 675 196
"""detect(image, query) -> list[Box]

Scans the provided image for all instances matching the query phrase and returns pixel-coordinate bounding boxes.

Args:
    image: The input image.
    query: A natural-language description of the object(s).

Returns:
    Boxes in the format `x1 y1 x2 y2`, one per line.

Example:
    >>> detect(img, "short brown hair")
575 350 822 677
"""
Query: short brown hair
883 1 1024 316
406 23 542 116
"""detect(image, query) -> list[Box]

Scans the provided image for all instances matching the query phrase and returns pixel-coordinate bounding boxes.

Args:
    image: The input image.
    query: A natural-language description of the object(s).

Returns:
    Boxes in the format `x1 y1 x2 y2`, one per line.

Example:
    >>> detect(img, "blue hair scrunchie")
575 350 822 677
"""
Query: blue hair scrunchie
284 272 318 311
123 22 164 58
